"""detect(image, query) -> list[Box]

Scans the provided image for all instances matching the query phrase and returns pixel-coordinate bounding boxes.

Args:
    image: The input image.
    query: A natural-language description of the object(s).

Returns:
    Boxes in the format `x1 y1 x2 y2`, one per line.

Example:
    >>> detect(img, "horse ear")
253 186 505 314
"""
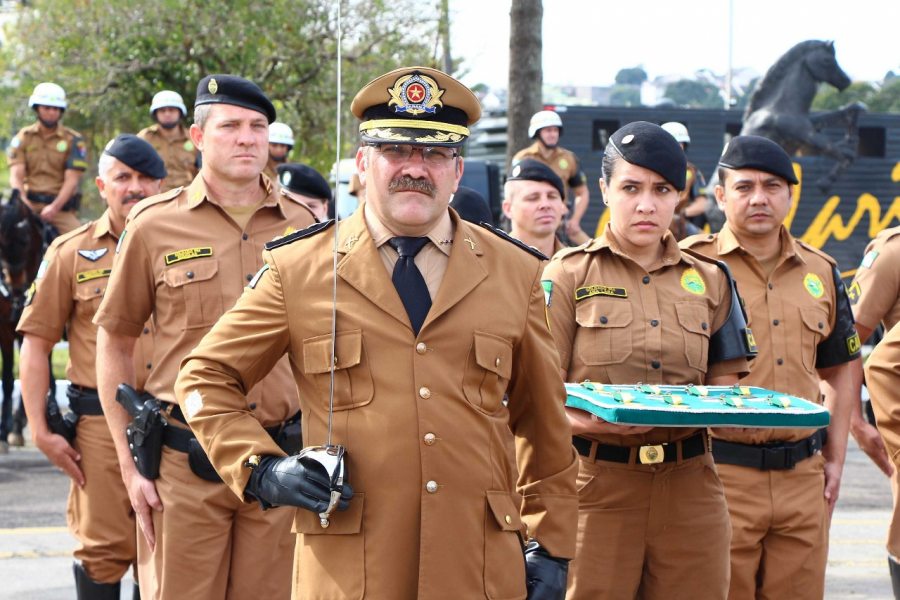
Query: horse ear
826 40 835 50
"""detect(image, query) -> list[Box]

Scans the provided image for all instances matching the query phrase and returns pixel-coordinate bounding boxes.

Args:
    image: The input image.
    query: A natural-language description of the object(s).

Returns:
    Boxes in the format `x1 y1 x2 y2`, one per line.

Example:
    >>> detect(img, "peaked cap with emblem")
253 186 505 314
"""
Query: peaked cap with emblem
195 74 276 123
277 163 332 201
507 159 565 199
351 66 482 147
608 121 687 191
718 134 798 184
103 134 167 180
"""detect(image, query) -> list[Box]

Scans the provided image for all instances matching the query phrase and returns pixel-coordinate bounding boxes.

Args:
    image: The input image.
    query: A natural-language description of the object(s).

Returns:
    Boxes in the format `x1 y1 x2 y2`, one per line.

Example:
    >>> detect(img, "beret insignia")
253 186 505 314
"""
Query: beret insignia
208 78 218 94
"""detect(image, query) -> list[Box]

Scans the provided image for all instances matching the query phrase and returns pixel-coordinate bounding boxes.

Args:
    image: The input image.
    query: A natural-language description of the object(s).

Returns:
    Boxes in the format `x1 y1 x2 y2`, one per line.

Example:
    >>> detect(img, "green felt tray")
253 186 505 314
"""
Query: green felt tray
565 382 831 428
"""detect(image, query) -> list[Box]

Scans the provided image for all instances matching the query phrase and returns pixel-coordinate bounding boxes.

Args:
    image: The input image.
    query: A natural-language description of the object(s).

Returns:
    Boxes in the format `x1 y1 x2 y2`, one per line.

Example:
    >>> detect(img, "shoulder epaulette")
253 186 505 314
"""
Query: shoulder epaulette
129 187 184 220
51 221 93 248
266 219 334 250
477 222 547 260
679 232 717 249
63 125 83 139
796 240 837 266
553 245 584 260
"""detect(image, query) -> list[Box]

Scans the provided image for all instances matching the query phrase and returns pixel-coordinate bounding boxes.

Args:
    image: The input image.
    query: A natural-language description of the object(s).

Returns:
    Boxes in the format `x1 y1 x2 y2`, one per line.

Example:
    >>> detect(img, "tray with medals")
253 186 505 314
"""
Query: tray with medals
565 381 831 428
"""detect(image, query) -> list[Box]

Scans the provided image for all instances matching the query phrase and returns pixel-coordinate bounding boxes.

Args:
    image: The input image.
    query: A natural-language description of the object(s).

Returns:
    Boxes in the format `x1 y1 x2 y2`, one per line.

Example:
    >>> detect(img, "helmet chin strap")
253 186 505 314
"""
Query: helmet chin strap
158 121 179 130
37 117 59 129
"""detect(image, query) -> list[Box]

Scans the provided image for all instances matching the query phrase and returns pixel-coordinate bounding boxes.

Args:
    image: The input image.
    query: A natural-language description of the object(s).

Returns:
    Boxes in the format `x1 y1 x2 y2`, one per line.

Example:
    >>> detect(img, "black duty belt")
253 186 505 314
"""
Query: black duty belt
166 403 301 452
26 191 57 204
573 431 708 465
711 429 827 471
66 384 103 416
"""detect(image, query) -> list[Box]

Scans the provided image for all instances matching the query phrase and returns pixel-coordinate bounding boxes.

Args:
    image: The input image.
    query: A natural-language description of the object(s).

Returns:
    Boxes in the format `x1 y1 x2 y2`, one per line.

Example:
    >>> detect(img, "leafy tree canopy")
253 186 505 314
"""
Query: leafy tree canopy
614 66 647 86
663 79 722 109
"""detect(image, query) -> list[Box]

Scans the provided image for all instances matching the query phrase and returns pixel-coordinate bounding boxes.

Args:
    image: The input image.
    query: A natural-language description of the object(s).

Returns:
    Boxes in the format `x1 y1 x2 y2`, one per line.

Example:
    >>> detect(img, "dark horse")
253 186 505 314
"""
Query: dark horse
741 40 865 192
0 190 55 447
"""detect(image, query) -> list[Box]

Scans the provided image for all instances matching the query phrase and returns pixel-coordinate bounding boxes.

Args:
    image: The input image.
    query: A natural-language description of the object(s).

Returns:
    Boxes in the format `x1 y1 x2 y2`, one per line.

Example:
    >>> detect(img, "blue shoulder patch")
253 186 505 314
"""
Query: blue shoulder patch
478 222 548 260
265 219 335 251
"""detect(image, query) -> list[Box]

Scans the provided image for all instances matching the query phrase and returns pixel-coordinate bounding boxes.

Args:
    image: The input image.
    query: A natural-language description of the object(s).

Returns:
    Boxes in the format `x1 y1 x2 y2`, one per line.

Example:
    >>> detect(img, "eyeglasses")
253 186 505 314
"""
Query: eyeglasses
369 143 459 166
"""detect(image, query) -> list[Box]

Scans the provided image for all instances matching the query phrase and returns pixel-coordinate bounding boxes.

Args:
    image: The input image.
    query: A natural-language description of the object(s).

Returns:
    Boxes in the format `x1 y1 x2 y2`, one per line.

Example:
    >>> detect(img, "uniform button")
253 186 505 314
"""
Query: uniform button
642 275 651 284
419 387 432 399
651 360 660 369
768 283 774 290
143 327 150 334
186 271 194 279
246 273 253 281
425 480 438 493
777 358 784 365
773 319 779 326
650 319 659 327
242 233 249 241
818 322 824 329
701 322 708 330
145 363 152 369
249 402 257 410
600 316 608 324
94 287 101 294
505 515 512 525
416 342 427 354
494 357 501 367
423 433 436 445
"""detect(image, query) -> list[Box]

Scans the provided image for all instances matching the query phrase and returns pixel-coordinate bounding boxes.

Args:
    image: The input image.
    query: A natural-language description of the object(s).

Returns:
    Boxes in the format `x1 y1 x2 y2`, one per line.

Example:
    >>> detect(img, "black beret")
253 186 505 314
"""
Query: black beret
195 74 276 123
351 66 481 147
507 159 565 199
277 163 332 201
451 185 493 225
718 135 798 184
103 134 166 180
609 121 687 191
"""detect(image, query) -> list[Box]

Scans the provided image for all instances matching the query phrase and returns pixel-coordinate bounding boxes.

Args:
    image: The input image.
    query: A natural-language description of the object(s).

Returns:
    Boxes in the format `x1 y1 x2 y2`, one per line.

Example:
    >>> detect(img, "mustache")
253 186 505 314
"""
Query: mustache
123 193 146 203
388 176 436 198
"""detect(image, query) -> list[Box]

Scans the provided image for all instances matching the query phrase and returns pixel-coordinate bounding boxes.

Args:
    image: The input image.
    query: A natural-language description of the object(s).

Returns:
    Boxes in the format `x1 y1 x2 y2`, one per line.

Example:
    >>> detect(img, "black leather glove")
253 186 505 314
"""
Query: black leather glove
524 540 569 600
244 454 353 513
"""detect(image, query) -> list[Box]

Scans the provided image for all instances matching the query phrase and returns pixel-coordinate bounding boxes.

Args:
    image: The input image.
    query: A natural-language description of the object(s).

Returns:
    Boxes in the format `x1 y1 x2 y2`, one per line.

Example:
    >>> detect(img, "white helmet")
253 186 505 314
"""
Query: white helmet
269 122 295 146
661 121 691 145
528 110 563 138
150 90 187 117
28 82 67 110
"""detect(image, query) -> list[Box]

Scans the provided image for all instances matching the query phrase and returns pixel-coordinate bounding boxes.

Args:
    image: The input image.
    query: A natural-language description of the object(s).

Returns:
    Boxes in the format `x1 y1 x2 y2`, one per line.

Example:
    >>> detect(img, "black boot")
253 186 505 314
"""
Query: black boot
890 556 900 599
73 562 121 600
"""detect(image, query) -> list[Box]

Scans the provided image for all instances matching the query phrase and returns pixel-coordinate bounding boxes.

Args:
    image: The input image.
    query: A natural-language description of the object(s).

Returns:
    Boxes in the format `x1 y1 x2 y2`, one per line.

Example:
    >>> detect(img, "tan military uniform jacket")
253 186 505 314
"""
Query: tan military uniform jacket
7 122 87 195
137 124 198 191
513 142 586 199
94 175 315 426
544 226 749 447
175 206 579 599
683 224 851 444
263 158 280 183
849 226 900 332
867 323 900 463
17 211 153 390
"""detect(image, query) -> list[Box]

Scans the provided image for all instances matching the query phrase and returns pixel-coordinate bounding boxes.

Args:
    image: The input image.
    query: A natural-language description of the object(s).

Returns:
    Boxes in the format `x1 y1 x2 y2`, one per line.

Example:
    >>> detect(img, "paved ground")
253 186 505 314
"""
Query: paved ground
0 432 895 598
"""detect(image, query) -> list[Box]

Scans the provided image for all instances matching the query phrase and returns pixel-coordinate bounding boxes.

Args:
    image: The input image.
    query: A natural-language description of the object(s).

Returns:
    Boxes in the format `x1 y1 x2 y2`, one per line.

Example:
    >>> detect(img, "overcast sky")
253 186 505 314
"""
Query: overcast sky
449 0 899 88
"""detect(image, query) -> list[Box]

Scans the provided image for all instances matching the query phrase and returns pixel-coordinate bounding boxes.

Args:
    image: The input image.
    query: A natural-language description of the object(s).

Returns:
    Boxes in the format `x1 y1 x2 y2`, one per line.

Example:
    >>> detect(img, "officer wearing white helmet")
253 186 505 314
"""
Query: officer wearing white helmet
264 122 294 181
660 121 710 236
512 109 591 245
7 82 87 235
138 90 200 191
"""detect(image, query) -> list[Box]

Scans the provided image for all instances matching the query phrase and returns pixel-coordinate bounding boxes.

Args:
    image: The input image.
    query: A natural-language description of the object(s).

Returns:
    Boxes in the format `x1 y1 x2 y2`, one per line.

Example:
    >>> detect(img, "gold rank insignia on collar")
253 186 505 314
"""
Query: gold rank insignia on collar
388 72 444 116
463 237 475 250
575 285 628 301
165 247 213 265
76 268 112 283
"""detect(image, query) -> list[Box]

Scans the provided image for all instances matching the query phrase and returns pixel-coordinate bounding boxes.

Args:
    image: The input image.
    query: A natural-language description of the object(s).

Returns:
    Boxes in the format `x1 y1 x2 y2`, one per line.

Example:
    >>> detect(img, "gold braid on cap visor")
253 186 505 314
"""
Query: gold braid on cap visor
359 119 470 137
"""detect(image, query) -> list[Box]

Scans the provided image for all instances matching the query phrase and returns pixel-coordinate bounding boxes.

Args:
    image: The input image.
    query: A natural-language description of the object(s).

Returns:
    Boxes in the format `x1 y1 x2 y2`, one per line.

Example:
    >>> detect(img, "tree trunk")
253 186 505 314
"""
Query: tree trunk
506 0 543 168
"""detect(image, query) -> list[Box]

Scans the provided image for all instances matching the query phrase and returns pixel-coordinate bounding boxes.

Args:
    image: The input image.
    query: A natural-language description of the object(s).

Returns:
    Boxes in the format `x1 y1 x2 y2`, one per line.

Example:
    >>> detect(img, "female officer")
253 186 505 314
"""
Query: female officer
542 121 754 600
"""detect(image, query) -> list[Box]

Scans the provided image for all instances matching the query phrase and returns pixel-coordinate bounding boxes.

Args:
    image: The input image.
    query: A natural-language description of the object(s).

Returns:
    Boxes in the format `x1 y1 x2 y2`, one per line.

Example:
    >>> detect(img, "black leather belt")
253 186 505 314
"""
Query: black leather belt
66 384 103 416
573 432 708 465
166 403 300 452
711 429 827 471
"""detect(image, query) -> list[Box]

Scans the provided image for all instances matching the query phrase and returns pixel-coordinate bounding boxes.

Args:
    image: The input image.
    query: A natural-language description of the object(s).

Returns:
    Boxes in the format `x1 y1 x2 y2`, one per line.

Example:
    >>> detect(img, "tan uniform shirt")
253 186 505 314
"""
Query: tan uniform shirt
94 175 315 427
513 142 586 200
849 226 900 332
543 226 749 447
137 124 198 191
866 324 900 471
7 123 87 195
17 211 153 390
175 207 579 598
683 224 848 444
263 158 280 183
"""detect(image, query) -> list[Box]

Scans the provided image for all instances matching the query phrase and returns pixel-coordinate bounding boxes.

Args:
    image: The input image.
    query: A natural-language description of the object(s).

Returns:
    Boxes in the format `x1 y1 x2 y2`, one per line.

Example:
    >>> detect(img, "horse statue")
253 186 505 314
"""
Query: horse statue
0 189 55 449
741 40 865 192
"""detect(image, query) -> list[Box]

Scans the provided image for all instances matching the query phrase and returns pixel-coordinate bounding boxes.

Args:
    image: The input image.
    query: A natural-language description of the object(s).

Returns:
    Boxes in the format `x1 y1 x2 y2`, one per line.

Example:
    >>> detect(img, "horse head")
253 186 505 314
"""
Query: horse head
0 191 46 302
803 40 851 92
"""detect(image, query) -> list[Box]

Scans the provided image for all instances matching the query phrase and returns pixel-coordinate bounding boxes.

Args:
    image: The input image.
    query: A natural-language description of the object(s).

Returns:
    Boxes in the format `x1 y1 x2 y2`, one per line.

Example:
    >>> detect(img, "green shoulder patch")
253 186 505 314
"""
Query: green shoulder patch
248 264 269 289
265 219 334 250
